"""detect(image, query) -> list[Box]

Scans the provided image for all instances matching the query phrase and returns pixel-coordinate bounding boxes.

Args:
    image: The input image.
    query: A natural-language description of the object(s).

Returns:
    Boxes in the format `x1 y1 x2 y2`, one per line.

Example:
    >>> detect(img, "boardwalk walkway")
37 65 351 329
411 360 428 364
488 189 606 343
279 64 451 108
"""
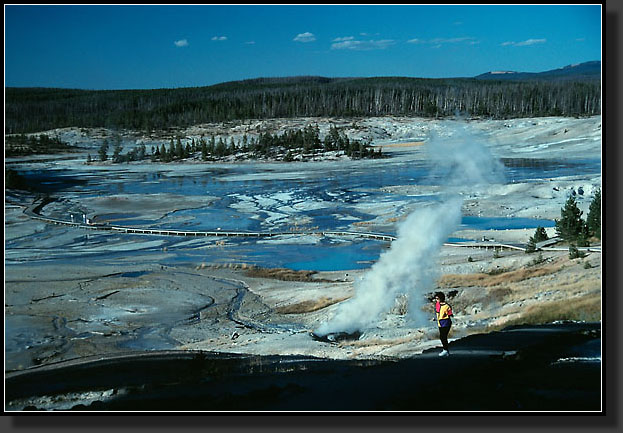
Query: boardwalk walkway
22 200 601 254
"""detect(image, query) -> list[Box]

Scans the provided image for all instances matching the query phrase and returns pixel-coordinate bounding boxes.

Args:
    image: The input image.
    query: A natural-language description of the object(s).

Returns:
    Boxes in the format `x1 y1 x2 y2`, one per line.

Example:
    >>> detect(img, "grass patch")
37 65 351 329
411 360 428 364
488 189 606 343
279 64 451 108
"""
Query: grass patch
487 294 601 331
439 264 563 288
487 267 510 276
244 266 319 282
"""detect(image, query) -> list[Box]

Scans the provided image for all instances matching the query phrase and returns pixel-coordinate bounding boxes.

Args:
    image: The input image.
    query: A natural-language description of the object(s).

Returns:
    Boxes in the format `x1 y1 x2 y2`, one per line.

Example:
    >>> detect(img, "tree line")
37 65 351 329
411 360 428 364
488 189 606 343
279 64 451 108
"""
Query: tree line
5 133 76 156
92 124 382 163
5 76 601 134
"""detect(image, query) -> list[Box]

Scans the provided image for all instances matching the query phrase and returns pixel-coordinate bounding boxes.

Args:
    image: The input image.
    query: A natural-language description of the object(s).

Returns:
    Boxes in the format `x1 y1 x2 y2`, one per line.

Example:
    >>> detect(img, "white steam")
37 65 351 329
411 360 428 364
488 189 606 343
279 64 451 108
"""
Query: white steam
315 121 503 336
427 121 505 187
315 198 462 336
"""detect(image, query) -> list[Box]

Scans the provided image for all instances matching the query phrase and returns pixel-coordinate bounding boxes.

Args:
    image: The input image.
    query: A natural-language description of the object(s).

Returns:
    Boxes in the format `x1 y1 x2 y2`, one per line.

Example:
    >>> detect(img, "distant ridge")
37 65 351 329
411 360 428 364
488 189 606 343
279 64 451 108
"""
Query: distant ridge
6 66 601 134
475 60 601 81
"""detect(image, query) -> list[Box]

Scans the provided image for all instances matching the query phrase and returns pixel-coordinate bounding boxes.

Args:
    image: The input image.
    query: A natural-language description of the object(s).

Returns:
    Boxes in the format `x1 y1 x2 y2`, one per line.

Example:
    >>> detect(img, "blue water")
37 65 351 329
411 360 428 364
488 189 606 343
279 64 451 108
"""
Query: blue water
461 216 555 231
13 156 600 271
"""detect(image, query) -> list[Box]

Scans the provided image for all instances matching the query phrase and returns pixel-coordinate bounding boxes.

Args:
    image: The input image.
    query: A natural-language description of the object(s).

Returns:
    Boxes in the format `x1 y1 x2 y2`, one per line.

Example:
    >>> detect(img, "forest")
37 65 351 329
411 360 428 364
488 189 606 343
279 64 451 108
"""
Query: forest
5 75 601 134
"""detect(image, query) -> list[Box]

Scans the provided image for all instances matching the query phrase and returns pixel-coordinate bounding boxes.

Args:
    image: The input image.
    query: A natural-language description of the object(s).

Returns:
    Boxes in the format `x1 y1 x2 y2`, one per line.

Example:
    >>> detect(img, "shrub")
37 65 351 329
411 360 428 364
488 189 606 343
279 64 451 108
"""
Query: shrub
487 267 508 276
569 244 587 259
529 252 545 267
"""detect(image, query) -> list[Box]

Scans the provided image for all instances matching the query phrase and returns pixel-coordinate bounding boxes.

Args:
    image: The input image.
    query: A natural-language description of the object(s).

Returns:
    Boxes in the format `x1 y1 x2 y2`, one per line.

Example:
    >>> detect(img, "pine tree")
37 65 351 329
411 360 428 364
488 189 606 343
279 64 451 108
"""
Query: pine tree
216 137 227 157
525 237 537 254
201 139 208 160
98 139 109 161
137 144 146 160
586 189 601 240
555 196 587 243
533 226 549 242
576 223 591 247
526 225 549 253
176 137 184 159
112 141 123 163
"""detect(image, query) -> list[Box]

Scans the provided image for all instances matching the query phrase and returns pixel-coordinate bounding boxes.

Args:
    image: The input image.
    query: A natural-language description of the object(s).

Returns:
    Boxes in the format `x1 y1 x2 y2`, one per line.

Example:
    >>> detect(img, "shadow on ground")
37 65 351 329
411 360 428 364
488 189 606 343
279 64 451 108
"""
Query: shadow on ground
5 322 600 411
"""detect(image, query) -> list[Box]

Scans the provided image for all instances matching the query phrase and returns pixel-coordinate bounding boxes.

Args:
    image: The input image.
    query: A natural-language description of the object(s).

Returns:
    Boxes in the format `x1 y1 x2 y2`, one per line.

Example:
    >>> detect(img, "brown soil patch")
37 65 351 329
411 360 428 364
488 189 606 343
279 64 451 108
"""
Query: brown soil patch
275 296 350 314
244 266 321 282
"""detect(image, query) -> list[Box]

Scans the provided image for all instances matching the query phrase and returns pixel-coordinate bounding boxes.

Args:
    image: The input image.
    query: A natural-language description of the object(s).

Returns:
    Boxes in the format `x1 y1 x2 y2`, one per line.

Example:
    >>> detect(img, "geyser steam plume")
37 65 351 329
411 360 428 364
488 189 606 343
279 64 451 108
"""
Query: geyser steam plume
314 122 504 337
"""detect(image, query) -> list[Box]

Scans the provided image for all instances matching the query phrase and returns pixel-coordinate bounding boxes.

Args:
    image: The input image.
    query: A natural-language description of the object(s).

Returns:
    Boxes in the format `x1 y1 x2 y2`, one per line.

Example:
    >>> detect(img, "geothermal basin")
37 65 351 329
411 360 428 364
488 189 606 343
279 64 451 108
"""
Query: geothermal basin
4 115 602 411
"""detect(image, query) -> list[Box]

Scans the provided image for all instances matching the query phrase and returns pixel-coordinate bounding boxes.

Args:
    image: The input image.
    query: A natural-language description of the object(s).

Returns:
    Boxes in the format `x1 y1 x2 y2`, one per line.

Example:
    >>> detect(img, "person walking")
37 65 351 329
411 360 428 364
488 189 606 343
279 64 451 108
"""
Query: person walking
434 291 453 357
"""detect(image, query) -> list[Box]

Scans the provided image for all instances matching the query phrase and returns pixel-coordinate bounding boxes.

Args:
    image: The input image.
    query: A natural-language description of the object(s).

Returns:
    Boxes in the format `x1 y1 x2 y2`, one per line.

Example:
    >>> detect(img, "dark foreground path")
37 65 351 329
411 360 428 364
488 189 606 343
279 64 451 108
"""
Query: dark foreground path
5 322 601 412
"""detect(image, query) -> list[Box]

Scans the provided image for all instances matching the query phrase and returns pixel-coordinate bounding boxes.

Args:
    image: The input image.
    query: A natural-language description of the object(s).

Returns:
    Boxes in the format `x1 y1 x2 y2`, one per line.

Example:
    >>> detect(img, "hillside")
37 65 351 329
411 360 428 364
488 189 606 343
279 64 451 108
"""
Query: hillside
5 63 601 134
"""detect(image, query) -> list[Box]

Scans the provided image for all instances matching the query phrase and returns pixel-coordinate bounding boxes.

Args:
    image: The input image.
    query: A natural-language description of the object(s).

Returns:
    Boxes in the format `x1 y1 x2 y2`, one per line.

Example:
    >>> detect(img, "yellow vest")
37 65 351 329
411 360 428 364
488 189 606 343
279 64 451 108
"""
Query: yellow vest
436 303 453 327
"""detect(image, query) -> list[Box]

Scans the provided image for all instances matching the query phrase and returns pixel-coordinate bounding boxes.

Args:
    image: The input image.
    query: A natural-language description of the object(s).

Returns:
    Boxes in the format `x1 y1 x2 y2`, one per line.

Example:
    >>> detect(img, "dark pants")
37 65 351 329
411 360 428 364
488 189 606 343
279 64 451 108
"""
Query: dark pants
439 326 451 351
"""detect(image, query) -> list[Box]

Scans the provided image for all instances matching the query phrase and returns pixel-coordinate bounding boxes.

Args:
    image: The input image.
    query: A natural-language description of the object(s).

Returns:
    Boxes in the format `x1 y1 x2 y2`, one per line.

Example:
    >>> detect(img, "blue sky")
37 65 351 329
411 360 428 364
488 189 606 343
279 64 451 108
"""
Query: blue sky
5 4 602 90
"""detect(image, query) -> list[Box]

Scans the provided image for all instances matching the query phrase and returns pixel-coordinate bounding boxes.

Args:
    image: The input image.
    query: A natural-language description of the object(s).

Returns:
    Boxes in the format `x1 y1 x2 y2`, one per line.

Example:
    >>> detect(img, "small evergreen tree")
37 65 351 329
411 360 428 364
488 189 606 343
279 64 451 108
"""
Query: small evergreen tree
525 237 537 254
533 226 549 242
530 252 545 266
526 226 549 253
137 144 146 160
216 137 227 157
168 139 175 160
112 141 123 163
576 223 591 247
176 137 184 159
201 139 208 160
586 189 601 240
98 139 109 161
555 196 587 243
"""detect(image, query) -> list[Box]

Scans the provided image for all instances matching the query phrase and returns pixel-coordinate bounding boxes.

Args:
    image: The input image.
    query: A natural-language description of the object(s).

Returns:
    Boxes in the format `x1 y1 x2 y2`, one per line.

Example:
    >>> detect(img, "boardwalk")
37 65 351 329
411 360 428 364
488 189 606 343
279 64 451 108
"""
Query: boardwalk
22 199 601 253
23 201 397 242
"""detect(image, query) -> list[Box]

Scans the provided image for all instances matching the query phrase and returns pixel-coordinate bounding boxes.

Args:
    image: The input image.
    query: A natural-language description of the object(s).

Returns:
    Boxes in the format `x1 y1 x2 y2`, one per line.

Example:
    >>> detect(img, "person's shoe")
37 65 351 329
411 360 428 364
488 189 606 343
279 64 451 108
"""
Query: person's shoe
438 350 449 357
